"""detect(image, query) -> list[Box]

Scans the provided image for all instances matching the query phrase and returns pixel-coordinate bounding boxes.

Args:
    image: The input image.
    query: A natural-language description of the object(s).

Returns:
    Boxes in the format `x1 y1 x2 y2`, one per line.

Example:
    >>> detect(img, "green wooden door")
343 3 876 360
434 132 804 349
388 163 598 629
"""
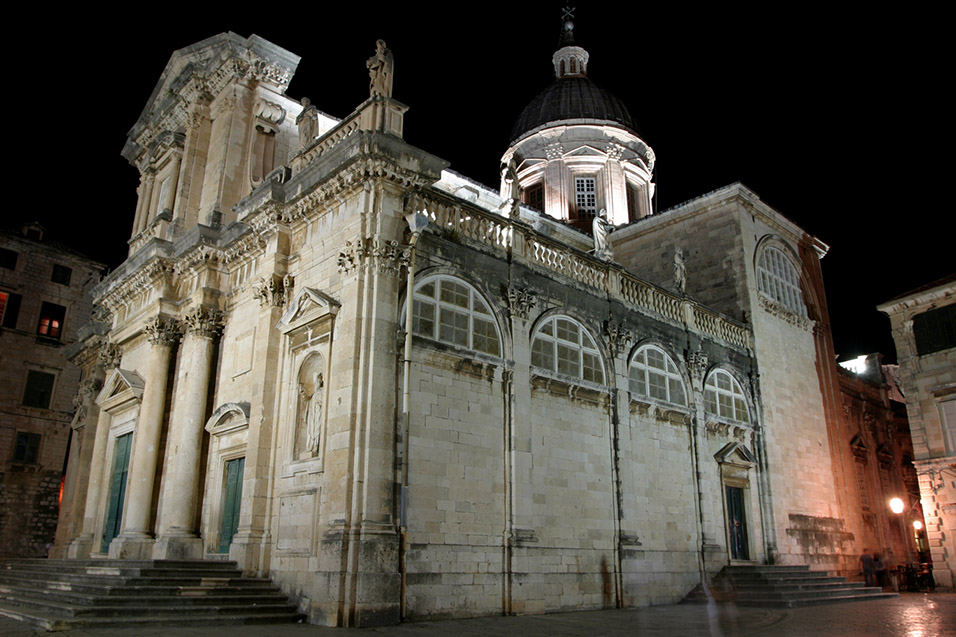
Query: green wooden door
726 485 749 560
218 457 245 553
102 432 132 552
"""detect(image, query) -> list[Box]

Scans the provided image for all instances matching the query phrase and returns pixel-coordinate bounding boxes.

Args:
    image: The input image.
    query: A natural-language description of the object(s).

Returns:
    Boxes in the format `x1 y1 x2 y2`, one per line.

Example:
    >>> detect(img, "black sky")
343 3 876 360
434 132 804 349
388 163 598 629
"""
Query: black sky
19 3 951 363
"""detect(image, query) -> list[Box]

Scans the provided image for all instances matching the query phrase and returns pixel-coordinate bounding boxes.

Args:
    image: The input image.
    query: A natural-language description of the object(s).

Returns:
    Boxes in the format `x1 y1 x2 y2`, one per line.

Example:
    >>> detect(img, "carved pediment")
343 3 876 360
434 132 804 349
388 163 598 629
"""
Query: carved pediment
715 441 757 467
205 402 251 436
278 287 341 337
96 368 145 412
850 433 868 460
564 144 609 159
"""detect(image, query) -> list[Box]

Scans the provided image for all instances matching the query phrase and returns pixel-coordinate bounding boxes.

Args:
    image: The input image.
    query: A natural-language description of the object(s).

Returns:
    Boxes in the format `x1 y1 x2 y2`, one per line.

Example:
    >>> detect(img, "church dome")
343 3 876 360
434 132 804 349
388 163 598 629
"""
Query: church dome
510 76 636 144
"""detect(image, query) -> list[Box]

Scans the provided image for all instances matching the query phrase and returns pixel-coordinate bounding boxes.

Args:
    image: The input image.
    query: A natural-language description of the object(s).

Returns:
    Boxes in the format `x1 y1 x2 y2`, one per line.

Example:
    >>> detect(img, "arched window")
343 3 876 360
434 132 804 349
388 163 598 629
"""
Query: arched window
531 316 604 384
629 345 687 406
412 275 501 357
704 369 750 424
757 246 805 315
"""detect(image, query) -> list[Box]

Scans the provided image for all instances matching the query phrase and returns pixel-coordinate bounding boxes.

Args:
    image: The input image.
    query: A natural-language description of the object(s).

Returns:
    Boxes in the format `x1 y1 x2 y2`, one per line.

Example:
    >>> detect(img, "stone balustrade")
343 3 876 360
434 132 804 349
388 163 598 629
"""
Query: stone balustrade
409 193 751 351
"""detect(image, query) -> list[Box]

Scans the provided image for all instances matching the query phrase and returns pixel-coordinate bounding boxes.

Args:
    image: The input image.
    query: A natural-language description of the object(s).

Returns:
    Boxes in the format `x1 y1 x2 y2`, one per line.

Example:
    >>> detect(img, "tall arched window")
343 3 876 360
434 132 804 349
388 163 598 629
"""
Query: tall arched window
531 316 604 384
704 369 750 424
629 345 687 406
412 275 501 357
757 246 805 315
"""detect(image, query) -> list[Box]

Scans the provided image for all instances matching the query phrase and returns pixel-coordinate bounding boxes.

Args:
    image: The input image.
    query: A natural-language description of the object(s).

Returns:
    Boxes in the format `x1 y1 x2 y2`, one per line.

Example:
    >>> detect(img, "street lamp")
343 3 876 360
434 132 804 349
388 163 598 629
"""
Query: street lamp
890 497 905 514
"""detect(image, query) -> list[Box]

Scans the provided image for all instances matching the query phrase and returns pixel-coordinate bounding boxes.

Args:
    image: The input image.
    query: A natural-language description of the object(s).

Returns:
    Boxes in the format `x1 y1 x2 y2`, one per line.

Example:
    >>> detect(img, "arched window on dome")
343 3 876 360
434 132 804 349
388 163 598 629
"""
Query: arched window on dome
411 275 501 357
531 316 604 384
704 369 750 424
629 345 687 407
559 60 566 76
757 246 806 316
569 57 577 74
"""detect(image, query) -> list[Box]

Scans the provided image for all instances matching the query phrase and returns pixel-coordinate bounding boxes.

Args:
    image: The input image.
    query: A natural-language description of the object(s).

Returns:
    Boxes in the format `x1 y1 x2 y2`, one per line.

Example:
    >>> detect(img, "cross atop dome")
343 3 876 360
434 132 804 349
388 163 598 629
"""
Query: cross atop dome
553 6 588 78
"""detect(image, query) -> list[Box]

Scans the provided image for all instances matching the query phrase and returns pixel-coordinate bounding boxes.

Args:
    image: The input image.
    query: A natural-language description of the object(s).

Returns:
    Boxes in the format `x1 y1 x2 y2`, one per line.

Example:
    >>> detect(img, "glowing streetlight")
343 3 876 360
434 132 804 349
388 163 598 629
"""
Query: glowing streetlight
889 497 905 514
913 520 923 531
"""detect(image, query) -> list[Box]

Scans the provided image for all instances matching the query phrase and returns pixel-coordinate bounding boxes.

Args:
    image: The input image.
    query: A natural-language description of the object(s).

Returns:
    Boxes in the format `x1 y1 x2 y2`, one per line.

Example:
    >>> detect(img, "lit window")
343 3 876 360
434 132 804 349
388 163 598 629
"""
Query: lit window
22 370 55 409
574 177 597 219
531 316 604 384
704 369 750 424
757 246 805 315
412 276 501 357
37 302 66 339
52 264 72 286
629 345 687 406
13 432 41 463
1 291 21 328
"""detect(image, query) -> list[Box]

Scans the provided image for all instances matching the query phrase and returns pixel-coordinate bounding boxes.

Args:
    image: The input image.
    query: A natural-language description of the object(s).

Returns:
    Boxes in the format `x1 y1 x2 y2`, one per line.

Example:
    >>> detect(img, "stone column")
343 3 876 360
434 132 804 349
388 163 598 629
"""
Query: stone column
154 308 222 559
110 317 180 559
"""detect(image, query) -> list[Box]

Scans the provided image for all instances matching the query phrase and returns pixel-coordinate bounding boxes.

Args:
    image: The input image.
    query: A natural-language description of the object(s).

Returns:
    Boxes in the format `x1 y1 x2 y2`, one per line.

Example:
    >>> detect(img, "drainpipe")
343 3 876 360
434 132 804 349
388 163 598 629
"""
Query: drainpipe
399 209 428 619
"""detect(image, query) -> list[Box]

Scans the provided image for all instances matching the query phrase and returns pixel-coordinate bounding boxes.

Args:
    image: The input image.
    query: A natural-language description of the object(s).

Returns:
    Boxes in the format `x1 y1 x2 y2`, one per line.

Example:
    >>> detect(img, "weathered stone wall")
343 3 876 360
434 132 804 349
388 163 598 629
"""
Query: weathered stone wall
0 229 102 557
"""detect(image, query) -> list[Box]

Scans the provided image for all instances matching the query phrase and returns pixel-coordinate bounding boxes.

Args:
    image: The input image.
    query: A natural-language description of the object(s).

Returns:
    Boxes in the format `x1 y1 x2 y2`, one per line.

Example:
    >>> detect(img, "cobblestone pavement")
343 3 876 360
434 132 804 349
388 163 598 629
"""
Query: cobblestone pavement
2 592 953 636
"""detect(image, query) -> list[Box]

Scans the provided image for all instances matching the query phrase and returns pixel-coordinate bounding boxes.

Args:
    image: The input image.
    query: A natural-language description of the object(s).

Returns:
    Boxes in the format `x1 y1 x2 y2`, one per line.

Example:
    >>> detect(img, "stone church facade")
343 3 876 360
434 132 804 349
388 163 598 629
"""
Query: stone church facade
52 28 906 626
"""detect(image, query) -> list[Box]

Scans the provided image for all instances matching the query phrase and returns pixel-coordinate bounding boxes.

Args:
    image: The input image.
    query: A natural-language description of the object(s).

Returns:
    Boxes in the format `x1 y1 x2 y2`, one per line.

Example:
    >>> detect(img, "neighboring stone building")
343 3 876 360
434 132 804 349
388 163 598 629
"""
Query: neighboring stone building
0 223 103 557
51 26 911 626
836 354 925 568
879 274 956 588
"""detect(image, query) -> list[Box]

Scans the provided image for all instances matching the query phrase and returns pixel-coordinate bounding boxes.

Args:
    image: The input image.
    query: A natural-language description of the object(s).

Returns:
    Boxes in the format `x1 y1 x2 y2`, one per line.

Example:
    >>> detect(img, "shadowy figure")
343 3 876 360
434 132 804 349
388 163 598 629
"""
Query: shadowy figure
860 548 875 587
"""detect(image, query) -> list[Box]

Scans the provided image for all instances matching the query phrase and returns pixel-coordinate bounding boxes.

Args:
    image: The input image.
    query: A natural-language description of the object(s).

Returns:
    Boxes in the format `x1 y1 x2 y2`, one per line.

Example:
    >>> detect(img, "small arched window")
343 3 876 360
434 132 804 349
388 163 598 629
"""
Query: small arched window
757 246 805 315
412 275 501 357
704 369 750 424
629 345 687 406
569 57 578 74
531 316 604 384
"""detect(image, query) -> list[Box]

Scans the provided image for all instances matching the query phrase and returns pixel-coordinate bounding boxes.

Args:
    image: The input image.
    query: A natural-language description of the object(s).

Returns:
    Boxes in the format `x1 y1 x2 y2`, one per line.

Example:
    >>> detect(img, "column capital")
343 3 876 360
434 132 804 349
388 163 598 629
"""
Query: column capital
145 316 183 347
184 307 224 339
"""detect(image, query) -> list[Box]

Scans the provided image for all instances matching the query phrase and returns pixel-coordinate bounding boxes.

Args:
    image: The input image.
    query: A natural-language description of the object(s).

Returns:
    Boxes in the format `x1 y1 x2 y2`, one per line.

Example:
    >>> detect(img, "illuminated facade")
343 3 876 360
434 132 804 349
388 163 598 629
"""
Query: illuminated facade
880 275 956 588
52 28 903 626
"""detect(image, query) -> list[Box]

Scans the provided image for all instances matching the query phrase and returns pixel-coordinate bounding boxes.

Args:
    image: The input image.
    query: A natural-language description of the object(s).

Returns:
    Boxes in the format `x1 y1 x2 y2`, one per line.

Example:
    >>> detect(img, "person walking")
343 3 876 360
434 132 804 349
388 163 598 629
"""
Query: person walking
860 549 876 587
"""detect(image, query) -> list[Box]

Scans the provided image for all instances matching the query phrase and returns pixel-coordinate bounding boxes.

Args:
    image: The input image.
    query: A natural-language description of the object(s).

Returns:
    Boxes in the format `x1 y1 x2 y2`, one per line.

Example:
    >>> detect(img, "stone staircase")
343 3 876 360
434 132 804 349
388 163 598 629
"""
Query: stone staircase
0 558 305 631
684 564 898 608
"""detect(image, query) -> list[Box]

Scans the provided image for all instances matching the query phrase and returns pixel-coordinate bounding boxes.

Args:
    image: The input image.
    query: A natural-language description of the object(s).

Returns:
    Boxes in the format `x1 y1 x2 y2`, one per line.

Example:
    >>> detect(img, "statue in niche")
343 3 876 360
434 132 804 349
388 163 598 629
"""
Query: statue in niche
295 355 325 459
674 247 686 293
296 97 318 150
367 40 394 98
592 209 613 261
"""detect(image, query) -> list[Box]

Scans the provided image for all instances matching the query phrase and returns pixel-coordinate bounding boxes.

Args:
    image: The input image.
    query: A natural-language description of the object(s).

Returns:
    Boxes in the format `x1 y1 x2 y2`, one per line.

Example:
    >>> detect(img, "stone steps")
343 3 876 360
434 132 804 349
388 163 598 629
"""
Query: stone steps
0 558 304 630
684 564 897 608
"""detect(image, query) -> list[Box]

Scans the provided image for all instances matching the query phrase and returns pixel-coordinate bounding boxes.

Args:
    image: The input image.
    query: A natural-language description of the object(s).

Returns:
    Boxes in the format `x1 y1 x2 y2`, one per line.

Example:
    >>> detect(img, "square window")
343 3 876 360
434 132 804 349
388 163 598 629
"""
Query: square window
37 302 66 339
13 432 41 463
52 264 72 286
23 370 55 409
0 248 17 270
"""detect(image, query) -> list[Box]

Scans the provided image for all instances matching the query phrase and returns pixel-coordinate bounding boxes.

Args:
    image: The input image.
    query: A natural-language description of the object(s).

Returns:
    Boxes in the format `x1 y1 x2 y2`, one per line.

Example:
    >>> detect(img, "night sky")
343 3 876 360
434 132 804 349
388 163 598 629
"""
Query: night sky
21 4 950 363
